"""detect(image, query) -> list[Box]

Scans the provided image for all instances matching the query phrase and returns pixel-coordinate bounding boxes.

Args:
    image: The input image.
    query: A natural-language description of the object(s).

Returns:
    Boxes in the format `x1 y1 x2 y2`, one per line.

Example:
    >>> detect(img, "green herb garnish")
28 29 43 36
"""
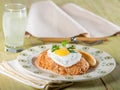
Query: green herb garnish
67 45 75 49
61 40 68 47
68 49 76 53
51 41 76 53
67 45 76 53
51 45 59 52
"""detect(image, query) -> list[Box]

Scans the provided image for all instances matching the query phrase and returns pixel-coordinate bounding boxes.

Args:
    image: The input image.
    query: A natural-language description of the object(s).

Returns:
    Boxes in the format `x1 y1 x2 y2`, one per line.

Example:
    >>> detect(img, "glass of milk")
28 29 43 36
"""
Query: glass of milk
2 3 27 52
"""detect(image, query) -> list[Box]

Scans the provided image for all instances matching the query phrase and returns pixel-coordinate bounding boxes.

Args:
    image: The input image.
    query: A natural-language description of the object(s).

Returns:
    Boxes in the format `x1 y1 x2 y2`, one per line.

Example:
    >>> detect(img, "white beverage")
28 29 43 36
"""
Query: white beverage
3 12 26 48
2 4 27 52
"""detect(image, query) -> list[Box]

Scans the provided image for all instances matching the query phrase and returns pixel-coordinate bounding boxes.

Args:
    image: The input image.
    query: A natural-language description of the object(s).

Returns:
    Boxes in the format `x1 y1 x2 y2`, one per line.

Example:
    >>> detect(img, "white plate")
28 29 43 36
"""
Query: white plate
17 44 116 81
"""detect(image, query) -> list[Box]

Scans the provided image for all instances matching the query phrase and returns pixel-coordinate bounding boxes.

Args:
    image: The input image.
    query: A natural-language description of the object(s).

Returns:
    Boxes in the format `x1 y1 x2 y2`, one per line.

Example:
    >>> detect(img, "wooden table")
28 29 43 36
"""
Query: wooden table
0 0 120 90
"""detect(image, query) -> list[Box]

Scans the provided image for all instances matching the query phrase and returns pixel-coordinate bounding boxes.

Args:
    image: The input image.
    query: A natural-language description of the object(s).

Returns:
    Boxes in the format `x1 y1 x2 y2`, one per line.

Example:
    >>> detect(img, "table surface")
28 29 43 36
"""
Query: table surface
0 0 120 90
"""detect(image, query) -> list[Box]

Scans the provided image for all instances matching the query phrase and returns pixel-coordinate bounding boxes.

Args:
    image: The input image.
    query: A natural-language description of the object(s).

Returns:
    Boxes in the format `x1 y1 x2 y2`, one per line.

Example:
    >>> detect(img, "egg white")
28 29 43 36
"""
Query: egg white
47 49 82 67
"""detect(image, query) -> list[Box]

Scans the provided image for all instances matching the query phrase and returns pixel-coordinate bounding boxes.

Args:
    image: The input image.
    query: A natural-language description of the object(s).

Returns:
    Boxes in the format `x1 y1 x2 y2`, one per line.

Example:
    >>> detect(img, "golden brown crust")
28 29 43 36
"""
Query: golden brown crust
78 50 96 67
36 50 90 75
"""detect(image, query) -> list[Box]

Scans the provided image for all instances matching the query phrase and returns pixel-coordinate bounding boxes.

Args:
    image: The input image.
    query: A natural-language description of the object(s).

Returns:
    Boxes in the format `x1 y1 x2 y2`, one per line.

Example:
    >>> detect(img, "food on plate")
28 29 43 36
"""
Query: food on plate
78 50 96 67
36 41 96 75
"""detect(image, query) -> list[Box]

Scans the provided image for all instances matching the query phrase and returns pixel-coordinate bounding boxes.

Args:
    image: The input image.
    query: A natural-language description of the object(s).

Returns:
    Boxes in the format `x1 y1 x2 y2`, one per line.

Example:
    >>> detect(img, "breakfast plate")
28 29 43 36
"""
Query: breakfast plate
17 44 116 81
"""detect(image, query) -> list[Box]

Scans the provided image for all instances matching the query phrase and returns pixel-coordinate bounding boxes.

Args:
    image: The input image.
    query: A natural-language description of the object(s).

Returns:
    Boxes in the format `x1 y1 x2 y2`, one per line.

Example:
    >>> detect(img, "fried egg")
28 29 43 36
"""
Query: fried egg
47 48 82 67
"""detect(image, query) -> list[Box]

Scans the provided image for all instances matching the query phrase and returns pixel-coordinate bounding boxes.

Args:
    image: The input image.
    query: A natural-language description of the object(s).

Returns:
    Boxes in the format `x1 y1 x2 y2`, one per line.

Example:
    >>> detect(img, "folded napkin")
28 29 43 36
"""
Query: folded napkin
26 0 120 38
61 3 120 37
26 0 89 38
0 60 73 90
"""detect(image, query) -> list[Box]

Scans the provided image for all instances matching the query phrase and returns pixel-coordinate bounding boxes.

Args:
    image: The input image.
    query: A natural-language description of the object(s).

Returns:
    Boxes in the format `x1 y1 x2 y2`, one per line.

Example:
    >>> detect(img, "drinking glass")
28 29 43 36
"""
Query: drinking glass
2 3 27 52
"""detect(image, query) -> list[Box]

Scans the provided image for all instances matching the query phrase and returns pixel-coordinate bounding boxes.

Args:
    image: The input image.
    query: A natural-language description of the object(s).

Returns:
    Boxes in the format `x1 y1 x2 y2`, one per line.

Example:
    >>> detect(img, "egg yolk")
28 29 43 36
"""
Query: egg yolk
54 48 70 56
